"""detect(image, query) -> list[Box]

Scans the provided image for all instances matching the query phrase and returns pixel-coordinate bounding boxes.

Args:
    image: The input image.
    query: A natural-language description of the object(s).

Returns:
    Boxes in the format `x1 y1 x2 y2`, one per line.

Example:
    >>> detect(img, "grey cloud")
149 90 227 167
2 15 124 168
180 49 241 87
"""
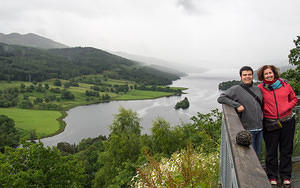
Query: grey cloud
0 0 299 69
177 0 207 15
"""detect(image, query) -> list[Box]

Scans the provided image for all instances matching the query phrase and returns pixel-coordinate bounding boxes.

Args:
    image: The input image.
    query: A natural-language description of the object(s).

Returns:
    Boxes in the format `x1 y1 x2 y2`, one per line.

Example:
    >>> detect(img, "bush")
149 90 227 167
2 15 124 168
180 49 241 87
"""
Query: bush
18 99 33 109
50 88 61 93
38 103 62 110
61 90 75 100
53 79 62 86
132 145 219 187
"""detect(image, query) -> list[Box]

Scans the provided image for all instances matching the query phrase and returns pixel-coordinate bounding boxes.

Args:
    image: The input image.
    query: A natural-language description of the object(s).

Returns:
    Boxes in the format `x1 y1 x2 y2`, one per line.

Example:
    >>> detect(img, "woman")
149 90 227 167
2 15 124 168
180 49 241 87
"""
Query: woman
257 65 298 186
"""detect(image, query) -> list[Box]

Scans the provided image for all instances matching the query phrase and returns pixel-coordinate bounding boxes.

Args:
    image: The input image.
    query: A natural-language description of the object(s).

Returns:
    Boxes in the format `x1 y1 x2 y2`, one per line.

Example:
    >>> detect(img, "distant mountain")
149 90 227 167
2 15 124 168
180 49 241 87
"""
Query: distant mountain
0 33 69 49
0 43 180 85
112 51 208 74
278 64 296 72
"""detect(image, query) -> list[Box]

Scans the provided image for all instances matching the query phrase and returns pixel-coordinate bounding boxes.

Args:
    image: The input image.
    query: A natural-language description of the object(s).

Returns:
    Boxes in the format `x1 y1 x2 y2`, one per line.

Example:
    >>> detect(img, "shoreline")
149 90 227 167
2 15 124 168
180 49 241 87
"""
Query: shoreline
38 89 187 140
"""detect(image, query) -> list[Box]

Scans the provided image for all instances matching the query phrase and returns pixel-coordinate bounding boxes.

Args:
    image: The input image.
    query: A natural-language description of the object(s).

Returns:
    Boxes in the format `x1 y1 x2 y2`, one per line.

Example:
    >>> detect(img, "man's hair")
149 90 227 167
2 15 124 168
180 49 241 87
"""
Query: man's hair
257 65 280 81
239 66 253 76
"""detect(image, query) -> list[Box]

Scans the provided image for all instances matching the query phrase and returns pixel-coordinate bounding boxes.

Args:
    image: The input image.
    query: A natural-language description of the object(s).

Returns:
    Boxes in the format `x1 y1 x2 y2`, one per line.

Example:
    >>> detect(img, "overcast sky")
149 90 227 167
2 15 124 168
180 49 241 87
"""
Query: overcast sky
0 0 299 69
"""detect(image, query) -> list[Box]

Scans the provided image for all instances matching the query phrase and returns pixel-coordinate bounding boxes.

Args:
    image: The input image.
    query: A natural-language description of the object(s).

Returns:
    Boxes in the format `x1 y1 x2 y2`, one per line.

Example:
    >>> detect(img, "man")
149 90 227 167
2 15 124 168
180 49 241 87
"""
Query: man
217 66 263 157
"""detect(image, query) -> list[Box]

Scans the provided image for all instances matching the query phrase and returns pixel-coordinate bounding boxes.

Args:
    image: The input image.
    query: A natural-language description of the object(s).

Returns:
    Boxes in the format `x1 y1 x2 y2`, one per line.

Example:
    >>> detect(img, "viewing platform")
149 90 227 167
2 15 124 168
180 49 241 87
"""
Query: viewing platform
220 102 300 187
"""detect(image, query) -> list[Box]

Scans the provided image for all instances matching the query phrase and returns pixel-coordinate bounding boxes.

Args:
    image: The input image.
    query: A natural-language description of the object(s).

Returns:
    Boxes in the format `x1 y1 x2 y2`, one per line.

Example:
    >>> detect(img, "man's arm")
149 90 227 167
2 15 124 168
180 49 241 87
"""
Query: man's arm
217 88 244 112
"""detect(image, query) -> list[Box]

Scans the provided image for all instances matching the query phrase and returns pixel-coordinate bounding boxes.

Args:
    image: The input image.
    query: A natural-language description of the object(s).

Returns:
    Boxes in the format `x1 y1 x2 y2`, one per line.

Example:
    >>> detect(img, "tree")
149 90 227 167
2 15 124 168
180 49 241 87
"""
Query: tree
288 36 300 66
61 90 75 100
18 99 33 109
151 117 178 156
190 109 222 153
36 83 44 92
101 93 110 101
53 79 62 86
34 97 43 104
282 36 300 95
0 115 19 152
110 107 141 136
75 136 106 188
29 130 37 142
218 80 241 90
0 142 87 187
0 87 19 107
44 83 49 90
93 107 142 187
20 83 25 89
57 142 76 155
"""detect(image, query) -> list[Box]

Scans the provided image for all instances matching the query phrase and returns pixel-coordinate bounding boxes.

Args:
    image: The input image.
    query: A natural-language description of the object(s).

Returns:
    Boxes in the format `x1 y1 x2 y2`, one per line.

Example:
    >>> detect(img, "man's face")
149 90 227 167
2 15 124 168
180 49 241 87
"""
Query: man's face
240 70 253 84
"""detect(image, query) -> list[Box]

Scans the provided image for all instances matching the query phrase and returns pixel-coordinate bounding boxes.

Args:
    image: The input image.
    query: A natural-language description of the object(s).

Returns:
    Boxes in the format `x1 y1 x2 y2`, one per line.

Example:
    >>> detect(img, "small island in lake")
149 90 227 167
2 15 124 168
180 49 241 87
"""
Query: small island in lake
175 97 189 109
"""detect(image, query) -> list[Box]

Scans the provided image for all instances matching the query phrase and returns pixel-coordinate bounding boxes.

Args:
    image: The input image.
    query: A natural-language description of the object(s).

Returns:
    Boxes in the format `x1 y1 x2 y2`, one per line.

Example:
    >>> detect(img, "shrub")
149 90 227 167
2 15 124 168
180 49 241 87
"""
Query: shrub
132 145 219 187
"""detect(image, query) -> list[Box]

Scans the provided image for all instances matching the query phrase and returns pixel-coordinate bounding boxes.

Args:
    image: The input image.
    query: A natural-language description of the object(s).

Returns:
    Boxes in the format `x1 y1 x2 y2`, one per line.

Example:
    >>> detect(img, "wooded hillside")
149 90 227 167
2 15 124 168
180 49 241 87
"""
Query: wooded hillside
0 43 180 85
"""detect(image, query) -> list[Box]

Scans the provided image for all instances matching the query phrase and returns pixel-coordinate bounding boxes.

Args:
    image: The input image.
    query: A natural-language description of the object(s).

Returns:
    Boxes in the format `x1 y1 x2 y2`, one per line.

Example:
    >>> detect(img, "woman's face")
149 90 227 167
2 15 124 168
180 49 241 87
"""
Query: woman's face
263 68 275 81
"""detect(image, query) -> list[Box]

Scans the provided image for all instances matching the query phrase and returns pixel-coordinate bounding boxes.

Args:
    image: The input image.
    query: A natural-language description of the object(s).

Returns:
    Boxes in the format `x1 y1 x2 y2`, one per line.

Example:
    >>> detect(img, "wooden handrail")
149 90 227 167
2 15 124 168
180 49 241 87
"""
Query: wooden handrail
221 104 271 187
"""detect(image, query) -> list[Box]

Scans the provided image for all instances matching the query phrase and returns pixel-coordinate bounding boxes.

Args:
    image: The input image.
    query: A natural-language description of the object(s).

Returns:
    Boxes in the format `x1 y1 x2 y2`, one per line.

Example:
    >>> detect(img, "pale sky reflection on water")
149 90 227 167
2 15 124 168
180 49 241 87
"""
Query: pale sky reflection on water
41 68 237 146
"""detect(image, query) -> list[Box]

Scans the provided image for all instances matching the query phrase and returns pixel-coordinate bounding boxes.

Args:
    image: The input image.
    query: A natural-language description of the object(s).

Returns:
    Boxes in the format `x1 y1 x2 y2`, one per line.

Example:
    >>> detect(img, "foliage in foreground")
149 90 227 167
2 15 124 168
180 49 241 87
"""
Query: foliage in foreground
0 142 86 188
93 107 142 187
132 144 219 188
90 108 222 187
0 106 222 188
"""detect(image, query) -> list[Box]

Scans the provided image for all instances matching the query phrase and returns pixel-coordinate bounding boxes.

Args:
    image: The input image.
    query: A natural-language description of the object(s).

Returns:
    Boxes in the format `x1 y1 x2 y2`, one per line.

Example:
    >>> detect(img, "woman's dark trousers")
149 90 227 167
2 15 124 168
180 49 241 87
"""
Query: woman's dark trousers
263 116 295 180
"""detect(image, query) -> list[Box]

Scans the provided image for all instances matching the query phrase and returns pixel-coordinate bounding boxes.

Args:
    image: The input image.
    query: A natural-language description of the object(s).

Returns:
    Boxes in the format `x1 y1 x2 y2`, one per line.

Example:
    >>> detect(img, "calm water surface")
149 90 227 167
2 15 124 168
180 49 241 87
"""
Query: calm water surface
41 68 238 146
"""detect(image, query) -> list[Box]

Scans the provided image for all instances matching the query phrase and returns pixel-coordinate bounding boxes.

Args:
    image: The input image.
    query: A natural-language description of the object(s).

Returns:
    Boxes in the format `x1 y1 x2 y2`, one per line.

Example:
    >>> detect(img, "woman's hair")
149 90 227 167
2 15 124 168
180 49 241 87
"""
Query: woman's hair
257 65 280 81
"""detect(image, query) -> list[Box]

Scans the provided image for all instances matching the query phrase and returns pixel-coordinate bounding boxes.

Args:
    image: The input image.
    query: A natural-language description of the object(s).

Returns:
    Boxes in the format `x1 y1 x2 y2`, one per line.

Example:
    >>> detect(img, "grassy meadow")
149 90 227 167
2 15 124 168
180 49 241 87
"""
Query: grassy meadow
0 108 62 138
114 89 175 100
0 78 182 139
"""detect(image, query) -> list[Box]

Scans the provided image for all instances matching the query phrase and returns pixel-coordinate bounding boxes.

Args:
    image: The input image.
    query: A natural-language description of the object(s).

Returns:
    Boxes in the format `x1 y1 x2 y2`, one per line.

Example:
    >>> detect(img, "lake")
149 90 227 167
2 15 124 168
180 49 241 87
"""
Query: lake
41 68 238 146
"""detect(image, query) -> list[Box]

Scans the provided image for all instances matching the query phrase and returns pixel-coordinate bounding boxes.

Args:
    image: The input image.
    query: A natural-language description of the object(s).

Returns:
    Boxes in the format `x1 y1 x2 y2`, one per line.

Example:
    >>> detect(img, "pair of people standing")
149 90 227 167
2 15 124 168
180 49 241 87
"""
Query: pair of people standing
218 65 298 186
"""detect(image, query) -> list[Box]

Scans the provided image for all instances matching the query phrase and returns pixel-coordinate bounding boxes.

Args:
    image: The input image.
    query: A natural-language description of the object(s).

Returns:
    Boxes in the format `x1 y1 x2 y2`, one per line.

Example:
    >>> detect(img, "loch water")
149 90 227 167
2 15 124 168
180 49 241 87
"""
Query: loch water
41 68 238 146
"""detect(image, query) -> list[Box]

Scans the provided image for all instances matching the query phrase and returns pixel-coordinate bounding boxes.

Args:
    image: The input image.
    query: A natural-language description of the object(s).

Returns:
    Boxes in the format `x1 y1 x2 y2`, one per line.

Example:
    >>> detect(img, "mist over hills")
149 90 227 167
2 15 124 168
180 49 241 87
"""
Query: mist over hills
251 59 295 80
112 51 208 74
0 32 192 76
0 42 181 85
0 33 69 49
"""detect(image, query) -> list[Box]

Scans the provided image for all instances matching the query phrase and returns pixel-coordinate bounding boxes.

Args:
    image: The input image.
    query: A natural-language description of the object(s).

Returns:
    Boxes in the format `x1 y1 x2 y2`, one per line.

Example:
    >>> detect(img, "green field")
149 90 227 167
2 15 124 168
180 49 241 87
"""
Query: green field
114 89 175 100
0 108 62 138
0 80 183 139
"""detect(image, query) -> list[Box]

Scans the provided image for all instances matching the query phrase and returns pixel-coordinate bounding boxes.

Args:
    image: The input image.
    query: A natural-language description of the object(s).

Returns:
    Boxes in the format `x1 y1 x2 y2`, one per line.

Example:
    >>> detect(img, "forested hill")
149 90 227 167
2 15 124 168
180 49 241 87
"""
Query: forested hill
0 43 180 85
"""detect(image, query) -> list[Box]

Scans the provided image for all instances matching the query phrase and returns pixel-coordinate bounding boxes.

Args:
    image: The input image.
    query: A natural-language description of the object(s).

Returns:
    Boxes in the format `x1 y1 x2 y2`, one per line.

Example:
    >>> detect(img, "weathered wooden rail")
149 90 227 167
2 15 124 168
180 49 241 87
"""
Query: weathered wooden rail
220 100 300 187
220 104 271 187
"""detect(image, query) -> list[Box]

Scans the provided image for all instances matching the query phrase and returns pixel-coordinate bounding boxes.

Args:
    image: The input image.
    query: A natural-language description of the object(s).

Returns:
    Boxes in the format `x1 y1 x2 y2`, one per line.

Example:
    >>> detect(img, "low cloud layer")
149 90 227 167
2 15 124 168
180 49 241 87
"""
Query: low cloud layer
0 0 299 69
